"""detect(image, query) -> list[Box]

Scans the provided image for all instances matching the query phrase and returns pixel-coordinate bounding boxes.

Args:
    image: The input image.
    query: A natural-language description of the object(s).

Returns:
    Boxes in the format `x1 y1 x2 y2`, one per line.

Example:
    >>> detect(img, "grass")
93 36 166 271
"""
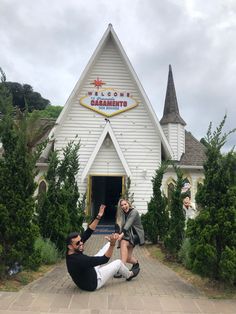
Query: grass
0 264 55 292
146 244 236 299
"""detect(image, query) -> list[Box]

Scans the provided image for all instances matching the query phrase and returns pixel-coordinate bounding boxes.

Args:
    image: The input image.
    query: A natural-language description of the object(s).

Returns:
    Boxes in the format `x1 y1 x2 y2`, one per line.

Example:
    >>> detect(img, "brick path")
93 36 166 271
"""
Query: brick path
0 235 235 313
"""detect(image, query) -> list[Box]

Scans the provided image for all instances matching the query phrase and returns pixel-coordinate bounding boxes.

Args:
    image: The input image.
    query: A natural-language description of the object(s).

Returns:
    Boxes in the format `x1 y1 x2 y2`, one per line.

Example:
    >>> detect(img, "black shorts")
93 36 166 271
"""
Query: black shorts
123 234 140 247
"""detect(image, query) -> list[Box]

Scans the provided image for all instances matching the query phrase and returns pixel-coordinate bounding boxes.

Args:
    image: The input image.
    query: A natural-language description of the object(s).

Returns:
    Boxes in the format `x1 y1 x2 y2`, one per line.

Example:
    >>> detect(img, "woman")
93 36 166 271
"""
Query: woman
114 198 145 278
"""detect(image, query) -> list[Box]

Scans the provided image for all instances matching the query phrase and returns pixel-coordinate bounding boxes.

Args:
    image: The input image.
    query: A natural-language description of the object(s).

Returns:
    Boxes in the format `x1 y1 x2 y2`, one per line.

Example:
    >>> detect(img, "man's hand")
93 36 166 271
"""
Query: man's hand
89 204 106 231
104 233 118 258
98 204 106 218
105 233 118 246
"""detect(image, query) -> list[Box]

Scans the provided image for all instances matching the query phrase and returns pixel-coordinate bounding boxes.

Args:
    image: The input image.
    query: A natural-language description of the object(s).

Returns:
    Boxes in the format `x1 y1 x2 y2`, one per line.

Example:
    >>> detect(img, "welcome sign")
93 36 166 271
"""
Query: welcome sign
80 88 138 117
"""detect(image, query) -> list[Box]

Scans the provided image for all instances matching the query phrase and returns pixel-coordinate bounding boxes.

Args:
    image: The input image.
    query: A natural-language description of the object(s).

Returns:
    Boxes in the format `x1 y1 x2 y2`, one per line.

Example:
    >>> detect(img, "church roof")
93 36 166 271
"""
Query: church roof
178 131 207 166
160 65 186 126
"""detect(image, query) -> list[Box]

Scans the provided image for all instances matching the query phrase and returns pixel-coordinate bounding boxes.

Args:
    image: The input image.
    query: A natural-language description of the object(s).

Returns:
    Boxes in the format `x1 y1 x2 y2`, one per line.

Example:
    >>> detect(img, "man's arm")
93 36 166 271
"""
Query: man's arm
89 204 106 231
77 234 118 268
77 253 109 268
104 233 118 258
82 204 106 243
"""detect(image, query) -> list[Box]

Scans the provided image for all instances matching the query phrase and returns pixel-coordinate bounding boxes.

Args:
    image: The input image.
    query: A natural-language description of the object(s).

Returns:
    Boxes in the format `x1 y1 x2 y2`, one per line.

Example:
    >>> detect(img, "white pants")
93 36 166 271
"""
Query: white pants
94 242 132 290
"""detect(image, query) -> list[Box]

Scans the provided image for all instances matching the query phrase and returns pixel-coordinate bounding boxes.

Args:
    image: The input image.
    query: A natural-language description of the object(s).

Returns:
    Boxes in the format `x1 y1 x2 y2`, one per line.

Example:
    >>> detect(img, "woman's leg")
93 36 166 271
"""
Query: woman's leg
120 239 130 263
114 240 138 278
126 245 138 265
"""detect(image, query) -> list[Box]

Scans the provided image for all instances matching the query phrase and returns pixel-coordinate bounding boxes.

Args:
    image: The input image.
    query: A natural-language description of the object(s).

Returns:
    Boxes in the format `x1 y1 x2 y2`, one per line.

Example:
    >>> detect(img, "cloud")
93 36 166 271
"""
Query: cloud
0 0 235 151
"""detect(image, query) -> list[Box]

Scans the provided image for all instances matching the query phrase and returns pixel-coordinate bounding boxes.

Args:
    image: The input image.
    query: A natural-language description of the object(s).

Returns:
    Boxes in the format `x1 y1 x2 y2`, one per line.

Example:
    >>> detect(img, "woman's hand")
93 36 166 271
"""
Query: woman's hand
117 232 124 241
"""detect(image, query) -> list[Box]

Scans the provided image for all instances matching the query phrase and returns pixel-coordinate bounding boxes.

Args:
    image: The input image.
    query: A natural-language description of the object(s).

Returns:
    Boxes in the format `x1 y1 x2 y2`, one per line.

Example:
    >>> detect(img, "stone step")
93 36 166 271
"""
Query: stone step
94 224 115 234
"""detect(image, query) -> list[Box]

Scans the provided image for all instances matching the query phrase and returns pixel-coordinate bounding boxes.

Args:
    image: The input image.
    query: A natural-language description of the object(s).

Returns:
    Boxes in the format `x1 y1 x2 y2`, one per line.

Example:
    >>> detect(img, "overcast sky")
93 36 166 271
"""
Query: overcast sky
1 0 236 151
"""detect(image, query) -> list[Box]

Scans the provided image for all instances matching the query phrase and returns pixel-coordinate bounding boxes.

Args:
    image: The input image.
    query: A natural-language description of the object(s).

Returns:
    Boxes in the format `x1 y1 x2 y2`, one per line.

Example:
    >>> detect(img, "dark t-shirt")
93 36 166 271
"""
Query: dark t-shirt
66 227 109 291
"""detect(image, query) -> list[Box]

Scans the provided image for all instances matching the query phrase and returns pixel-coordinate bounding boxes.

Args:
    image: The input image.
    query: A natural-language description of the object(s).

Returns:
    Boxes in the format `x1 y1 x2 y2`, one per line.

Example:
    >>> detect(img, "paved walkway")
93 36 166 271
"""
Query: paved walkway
0 235 235 313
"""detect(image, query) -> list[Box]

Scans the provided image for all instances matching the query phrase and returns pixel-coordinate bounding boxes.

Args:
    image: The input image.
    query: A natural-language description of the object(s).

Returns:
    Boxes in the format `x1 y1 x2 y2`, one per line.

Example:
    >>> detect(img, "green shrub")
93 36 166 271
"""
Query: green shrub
164 166 185 256
219 246 236 284
0 263 6 279
142 161 169 244
35 237 60 265
26 248 42 271
186 117 236 281
178 238 192 269
37 140 83 252
192 244 217 277
141 211 158 243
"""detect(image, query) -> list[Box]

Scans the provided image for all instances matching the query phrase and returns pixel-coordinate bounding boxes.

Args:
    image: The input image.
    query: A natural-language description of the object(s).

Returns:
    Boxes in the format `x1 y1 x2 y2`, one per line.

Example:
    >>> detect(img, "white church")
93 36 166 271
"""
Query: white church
36 24 206 223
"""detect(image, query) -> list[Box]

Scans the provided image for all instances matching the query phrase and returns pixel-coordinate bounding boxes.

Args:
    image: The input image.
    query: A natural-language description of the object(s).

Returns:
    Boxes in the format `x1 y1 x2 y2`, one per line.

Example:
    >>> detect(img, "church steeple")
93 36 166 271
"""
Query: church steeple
160 65 186 126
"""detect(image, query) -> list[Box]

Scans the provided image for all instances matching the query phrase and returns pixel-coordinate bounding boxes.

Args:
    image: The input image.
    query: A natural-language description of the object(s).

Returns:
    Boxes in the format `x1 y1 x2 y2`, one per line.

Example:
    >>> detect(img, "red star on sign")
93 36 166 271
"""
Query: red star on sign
91 77 106 89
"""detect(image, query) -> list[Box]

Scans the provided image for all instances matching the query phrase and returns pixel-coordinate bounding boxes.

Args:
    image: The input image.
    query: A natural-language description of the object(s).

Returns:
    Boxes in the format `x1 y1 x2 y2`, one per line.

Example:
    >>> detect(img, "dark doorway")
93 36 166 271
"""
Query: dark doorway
91 176 122 224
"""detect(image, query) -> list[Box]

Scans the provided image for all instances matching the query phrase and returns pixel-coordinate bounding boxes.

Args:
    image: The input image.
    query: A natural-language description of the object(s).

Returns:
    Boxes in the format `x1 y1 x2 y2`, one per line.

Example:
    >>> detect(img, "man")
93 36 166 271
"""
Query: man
66 204 140 291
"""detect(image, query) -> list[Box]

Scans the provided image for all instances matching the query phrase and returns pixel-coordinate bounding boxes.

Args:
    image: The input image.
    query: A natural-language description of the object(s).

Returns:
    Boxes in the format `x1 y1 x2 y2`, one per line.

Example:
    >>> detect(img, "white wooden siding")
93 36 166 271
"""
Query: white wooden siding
161 123 185 160
54 36 162 213
89 141 125 175
178 124 185 158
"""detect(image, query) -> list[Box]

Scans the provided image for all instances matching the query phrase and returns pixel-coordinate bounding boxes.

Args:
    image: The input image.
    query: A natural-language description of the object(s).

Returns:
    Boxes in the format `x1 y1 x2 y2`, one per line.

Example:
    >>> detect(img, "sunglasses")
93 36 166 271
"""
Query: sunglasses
75 240 82 246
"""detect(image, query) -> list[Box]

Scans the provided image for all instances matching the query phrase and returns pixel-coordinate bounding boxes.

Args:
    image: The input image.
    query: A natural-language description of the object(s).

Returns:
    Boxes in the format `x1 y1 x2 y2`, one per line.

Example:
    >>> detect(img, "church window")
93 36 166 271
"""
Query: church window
38 180 47 195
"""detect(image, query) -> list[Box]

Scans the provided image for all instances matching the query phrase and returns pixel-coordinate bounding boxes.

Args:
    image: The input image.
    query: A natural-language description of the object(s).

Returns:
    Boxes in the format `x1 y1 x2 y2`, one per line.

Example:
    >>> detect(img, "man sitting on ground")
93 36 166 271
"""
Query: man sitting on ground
66 204 140 291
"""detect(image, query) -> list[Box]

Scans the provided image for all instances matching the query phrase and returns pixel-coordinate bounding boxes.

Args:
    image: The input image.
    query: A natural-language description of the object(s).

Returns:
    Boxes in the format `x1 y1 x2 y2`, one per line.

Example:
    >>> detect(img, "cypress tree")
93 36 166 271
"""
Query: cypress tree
187 116 236 282
164 165 185 257
0 69 40 275
141 161 169 243
57 140 84 232
37 140 84 252
122 177 134 204
37 150 70 252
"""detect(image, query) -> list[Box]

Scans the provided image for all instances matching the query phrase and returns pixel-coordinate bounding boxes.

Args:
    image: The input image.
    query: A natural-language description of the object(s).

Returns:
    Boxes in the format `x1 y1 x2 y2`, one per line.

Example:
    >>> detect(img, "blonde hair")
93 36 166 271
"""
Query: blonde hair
116 198 133 228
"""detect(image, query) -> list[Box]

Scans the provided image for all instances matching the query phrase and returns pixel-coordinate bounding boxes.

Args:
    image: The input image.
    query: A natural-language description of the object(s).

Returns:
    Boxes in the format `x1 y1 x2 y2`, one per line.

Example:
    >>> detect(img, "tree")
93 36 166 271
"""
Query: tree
141 161 169 244
0 69 42 276
0 81 50 112
187 116 236 283
0 69 11 116
164 165 186 257
122 177 134 204
37 139 84 252
200 137 208 148
32 106 63 119
13 110 54 153
57 140 84 232
37 150 70 253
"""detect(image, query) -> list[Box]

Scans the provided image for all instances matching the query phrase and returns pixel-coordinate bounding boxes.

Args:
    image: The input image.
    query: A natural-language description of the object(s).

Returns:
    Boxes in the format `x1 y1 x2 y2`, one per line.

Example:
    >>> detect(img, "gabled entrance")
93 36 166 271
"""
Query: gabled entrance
89 175 123 224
